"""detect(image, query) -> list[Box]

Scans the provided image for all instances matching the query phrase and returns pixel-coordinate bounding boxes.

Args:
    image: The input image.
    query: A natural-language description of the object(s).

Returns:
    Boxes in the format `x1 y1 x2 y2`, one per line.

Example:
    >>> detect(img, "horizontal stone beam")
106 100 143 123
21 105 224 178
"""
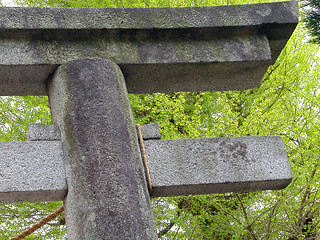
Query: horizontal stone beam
0 141 66 203
144 136 292 197
0 2 298 95
0 134 291 203
27 122 160 141
27 123 61 141
0 3 297 30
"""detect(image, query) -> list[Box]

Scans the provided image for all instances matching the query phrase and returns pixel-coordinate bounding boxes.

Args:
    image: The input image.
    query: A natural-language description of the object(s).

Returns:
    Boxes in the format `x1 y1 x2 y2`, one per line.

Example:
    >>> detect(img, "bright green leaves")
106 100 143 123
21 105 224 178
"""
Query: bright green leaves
0 201 66 239
0 96 66 239
130 92 204 139
303 0 320 44
0 96 51 141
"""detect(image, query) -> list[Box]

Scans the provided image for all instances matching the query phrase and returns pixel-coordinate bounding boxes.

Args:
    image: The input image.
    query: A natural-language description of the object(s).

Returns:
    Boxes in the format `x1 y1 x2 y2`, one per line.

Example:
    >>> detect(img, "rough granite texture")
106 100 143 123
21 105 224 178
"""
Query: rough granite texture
0 141 66 203
27 123 61 141
0 2 298 30
27 122 159 141
48 58 157 240
0 1 298 95
144 136 292 197
139 122 161 140
0 134 292 202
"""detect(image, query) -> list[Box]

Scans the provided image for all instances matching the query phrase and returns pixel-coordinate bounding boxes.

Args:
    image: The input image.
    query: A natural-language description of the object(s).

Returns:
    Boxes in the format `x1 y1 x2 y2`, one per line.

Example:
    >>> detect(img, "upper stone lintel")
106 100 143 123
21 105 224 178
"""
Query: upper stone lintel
0 2 298 30
0 2 298 96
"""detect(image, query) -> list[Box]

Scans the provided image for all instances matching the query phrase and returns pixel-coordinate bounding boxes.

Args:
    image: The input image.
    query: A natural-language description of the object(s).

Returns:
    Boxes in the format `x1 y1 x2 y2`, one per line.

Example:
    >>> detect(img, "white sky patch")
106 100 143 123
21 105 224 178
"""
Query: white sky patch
2 0 19 6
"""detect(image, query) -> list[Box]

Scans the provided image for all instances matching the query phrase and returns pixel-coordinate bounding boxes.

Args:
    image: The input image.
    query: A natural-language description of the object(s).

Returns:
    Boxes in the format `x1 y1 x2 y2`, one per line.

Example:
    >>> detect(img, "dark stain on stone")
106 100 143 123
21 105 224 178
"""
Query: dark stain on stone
138 43 166 63
28 40 43 62
218 139 252 164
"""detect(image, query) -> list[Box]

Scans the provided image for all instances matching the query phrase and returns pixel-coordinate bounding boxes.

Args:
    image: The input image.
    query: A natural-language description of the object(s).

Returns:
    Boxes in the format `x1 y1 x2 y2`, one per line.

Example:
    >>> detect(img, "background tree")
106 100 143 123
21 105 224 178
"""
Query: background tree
304 0 320 43
1 0 319 239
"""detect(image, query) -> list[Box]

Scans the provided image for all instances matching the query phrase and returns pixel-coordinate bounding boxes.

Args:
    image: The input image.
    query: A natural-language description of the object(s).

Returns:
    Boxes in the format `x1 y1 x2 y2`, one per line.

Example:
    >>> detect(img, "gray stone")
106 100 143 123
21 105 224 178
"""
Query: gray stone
48 58 157 240
144 136 292 197
139 123 161 140
0 3 298 30
0 1 298 95
0 141 66 203
27 122 159 141
27 123 61 141
0 135 292 203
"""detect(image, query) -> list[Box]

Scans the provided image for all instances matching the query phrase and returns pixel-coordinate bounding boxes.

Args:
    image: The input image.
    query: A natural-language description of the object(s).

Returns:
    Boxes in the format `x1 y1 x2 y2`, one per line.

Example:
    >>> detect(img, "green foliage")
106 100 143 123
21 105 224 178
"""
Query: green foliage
1 0 320 239
0 96 67 238
1 202 66 239
149 25 320 239
0 96 51 141
303 0 320 43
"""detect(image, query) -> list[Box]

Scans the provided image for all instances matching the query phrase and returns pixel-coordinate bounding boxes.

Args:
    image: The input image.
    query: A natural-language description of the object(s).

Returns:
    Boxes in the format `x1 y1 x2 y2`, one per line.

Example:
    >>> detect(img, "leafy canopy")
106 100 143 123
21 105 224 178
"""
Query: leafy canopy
304 0 320 43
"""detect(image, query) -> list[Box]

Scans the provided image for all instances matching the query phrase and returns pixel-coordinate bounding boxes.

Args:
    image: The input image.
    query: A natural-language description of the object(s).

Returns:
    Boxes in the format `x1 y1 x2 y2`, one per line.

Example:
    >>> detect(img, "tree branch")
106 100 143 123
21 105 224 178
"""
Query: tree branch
157 221 175 238
235 193 258 240
211 198 242 225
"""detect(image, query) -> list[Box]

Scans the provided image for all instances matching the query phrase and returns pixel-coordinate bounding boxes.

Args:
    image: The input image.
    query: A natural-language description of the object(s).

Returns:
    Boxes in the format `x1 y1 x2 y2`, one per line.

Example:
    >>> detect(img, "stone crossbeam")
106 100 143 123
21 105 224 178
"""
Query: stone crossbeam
145 136 291 197
0 123 291 203
0 141 66 203
0 123 161 203
0 1 298 95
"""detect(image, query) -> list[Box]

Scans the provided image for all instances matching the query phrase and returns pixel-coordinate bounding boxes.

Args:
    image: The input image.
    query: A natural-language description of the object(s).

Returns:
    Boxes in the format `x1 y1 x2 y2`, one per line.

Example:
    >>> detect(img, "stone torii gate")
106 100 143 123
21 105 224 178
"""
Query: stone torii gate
0 2 298 239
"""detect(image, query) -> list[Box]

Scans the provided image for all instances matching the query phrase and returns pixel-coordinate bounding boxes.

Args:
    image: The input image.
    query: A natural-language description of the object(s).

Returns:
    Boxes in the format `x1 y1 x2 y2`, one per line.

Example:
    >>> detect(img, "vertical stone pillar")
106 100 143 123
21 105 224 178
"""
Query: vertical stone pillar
48 58 157 240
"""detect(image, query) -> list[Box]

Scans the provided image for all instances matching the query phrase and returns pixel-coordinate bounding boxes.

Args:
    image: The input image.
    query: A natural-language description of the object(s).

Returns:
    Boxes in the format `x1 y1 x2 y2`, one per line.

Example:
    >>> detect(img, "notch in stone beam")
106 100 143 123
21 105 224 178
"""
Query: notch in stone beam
0 122 161 204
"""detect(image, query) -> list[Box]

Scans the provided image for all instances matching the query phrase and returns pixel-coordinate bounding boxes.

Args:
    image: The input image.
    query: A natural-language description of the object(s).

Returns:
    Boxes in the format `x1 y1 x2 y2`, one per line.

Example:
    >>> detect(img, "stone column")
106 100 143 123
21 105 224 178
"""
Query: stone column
48 58 157 240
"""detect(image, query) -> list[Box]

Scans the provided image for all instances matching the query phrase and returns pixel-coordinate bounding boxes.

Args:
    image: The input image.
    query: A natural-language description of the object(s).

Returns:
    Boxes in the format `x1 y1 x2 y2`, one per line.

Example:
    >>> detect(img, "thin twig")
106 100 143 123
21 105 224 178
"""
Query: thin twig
157 221 175 238
265 202 278 240
3 205 18 218
211 198 242 225
235 193 258 240
247 200 280 229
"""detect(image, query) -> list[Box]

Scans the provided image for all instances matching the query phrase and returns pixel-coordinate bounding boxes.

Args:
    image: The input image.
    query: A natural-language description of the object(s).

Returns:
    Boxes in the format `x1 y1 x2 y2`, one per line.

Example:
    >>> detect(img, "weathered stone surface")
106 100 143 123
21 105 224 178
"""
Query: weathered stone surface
27 123 61 141
0 2 298 30
139 122 161 140
27 122 159 141
0 135 292 203
144 136 292 197
48 58 157 240
0 141 66 203
0 1 298 95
